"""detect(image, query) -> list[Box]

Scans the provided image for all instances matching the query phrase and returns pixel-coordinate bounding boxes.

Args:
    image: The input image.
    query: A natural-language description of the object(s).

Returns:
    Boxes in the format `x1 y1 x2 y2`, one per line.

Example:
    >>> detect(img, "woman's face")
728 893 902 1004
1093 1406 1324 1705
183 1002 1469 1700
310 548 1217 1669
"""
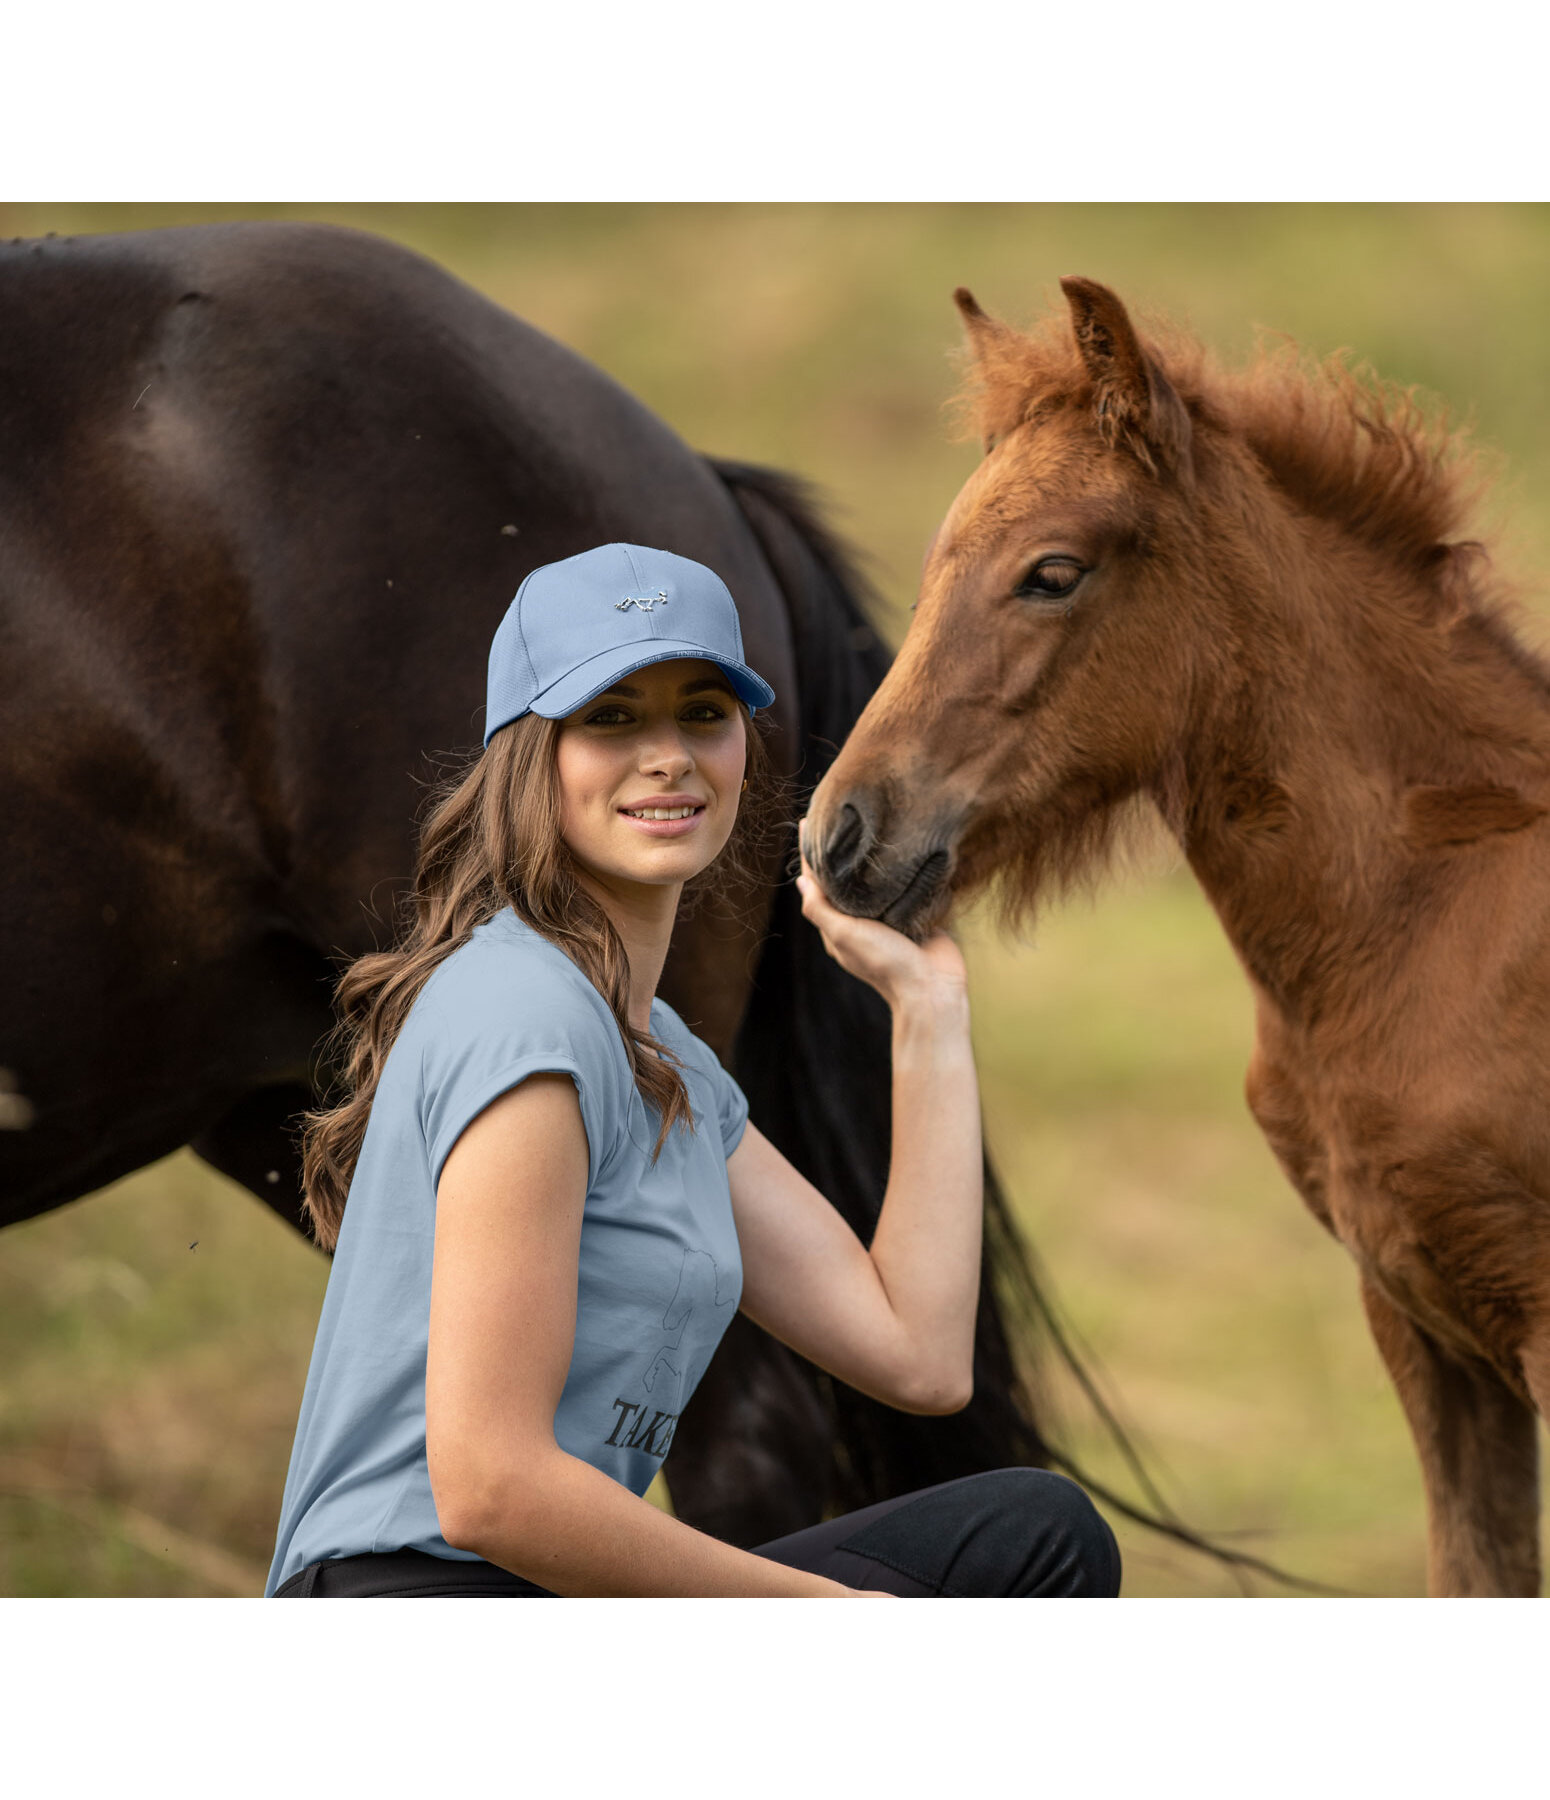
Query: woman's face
554 657 748 896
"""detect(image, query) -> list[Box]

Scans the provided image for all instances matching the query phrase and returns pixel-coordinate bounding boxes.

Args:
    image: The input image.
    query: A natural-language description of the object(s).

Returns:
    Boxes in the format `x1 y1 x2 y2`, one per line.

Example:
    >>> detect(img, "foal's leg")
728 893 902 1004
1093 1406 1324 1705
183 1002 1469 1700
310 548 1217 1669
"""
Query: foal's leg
1517 1333 1550 1444
1359 1277 1541 1596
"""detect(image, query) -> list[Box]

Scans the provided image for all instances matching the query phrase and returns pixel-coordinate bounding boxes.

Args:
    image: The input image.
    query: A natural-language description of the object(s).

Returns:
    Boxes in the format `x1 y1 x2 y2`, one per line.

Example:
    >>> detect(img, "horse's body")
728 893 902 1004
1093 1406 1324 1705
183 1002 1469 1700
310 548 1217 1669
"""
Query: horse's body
807 275 1550 1595
0 221 1055 1549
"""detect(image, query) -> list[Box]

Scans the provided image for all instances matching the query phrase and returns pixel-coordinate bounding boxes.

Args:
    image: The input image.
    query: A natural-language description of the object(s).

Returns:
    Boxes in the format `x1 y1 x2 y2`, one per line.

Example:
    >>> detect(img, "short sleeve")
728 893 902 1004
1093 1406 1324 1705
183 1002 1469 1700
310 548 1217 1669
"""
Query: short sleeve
415 939 629 1193
714 1062 751 1158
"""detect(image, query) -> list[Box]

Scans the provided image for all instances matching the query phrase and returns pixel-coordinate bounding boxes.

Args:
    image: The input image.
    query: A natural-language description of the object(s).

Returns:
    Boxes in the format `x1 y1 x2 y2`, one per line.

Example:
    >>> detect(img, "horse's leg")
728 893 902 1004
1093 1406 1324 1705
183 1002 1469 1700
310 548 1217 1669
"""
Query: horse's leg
190 1082 317 1240
1359 1275 1540 1596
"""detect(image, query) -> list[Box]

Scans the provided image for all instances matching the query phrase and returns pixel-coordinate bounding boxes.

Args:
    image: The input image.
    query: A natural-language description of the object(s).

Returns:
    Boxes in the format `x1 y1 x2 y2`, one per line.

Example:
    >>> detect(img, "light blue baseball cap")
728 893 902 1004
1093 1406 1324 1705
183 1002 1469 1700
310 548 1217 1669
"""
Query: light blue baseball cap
483 543 777 746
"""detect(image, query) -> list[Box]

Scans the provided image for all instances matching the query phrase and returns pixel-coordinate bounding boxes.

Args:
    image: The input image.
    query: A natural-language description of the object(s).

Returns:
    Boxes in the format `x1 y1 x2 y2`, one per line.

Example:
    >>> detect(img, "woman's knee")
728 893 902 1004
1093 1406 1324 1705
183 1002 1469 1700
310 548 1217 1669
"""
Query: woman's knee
959 1468 1122 1597
834 1467 1122 1597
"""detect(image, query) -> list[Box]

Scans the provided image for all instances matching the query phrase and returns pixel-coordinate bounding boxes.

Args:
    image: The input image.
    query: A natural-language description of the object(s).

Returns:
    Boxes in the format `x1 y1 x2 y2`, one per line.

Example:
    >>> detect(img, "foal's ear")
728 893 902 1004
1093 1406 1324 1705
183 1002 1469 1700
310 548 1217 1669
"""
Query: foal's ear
953 288 1020 450
1060 276 1193 479
954 286 1011 361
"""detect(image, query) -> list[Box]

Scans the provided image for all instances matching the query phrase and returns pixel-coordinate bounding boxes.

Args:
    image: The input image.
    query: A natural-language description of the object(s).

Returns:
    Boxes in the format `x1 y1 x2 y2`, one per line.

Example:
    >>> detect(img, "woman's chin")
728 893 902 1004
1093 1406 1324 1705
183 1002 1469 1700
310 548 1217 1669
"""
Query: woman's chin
575 843 726 893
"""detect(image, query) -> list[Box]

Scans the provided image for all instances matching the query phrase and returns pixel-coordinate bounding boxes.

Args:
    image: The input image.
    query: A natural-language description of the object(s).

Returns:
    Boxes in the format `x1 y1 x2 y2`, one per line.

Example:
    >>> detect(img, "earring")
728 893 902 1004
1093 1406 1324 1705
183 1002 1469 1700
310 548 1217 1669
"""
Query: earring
741 779 748 793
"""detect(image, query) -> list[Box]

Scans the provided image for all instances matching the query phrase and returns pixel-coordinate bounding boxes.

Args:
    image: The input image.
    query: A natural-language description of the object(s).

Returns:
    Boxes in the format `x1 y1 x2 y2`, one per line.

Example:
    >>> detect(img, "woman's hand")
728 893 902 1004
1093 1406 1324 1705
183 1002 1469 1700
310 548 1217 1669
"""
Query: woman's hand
795 845 966 1014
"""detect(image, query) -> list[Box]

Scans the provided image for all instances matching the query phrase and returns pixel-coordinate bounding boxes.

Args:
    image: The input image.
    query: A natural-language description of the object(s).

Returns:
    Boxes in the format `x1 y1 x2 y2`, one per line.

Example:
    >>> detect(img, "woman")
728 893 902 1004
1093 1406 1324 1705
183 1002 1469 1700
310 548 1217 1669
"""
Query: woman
267 543 1120 1598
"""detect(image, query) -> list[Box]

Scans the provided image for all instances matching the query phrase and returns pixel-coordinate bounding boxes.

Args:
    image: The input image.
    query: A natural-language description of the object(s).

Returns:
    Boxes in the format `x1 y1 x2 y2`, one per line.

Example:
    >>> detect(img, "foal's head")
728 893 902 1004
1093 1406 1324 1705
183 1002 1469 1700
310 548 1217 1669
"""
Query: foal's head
806 276 1495 938
807 278 1226 935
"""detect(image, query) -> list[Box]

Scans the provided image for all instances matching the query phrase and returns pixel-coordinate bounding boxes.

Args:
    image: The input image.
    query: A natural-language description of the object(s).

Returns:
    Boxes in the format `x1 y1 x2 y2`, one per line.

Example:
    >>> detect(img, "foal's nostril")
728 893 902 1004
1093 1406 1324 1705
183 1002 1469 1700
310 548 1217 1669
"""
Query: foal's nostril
824 802 867 881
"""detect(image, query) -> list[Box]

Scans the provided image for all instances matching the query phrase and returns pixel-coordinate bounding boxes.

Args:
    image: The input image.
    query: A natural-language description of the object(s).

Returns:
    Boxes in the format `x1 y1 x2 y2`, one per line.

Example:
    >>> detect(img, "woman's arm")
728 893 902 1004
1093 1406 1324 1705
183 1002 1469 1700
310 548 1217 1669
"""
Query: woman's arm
728 860 982 1413
425 1073 869 1596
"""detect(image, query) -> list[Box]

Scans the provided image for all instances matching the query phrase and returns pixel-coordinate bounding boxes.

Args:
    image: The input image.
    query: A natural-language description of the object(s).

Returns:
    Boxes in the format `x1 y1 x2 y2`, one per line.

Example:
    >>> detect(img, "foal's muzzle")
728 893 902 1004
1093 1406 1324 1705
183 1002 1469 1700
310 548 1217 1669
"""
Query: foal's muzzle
804 785 958 941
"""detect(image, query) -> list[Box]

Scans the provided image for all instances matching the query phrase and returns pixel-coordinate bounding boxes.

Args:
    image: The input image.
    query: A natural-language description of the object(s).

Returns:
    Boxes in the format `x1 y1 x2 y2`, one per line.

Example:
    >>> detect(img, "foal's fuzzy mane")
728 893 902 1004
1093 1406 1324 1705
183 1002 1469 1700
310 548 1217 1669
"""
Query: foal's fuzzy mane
952 301 1498 585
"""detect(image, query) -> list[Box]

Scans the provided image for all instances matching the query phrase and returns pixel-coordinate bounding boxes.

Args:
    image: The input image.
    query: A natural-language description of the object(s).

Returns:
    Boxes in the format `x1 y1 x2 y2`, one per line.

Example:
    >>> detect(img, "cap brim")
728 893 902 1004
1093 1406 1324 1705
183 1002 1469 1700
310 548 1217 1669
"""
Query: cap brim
526 641 776 720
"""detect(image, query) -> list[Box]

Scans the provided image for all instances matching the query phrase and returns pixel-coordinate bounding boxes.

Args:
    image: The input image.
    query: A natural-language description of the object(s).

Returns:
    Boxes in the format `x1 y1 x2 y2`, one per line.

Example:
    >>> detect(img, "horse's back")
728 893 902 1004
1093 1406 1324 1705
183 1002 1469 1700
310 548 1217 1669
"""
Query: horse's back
0 223 795 1223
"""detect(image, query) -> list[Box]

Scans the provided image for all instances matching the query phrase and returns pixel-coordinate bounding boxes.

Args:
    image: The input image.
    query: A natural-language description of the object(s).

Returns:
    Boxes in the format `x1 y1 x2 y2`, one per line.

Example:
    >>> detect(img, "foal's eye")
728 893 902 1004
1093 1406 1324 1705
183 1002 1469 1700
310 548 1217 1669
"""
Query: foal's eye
1015 557 1086 603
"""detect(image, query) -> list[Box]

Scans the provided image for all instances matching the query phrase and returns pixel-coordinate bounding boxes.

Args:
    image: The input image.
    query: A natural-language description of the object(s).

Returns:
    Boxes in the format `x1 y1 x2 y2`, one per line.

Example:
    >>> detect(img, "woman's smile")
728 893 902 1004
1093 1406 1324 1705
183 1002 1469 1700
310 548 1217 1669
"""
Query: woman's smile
617 795 708 838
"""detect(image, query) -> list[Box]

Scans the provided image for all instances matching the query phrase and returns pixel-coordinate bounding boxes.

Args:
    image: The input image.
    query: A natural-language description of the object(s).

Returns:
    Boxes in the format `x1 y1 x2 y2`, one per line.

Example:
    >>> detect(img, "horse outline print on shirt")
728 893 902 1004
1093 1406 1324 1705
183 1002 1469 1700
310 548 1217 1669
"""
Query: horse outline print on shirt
602 1247 737 1461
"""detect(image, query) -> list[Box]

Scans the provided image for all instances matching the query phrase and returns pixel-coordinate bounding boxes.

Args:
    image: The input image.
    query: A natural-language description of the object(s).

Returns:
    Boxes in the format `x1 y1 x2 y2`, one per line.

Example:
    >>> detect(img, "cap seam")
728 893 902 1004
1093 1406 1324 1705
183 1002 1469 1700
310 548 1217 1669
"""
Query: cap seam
511 569 539 701
621 545 646 592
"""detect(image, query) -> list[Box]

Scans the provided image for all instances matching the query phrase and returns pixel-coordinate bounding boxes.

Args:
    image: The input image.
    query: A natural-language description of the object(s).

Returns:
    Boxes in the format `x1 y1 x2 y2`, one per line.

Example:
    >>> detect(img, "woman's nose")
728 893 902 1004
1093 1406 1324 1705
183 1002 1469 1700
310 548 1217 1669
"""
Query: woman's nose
639 730 693 780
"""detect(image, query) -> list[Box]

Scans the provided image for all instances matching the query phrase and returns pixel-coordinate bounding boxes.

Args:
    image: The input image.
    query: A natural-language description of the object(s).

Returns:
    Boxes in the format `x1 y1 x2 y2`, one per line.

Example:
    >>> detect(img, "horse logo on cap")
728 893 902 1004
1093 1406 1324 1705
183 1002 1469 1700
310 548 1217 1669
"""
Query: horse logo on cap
616 591 669 613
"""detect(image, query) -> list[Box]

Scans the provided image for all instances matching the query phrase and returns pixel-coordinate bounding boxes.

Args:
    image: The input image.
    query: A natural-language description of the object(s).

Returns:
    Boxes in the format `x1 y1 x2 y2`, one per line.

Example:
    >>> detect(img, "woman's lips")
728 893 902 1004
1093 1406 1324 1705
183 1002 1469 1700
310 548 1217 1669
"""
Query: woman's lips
617 803 707 839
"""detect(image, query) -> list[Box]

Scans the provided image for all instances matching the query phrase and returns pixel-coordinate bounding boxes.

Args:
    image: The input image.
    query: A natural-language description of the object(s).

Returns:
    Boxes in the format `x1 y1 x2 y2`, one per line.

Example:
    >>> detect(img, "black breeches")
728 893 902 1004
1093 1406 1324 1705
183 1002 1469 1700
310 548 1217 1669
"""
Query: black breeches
273 1468 1121 1598
754 1468 1121 1597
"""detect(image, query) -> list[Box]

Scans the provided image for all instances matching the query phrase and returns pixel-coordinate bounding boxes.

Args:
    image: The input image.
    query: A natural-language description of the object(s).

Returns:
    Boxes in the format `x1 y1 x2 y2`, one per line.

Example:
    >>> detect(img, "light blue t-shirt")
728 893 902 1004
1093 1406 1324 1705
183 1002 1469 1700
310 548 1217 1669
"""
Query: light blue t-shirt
265 908 748 1594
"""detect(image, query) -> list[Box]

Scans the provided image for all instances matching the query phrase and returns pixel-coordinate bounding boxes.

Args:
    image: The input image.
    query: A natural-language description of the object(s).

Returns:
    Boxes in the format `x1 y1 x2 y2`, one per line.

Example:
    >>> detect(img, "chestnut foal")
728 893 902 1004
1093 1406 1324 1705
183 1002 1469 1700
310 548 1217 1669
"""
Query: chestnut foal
807 276 1550 1595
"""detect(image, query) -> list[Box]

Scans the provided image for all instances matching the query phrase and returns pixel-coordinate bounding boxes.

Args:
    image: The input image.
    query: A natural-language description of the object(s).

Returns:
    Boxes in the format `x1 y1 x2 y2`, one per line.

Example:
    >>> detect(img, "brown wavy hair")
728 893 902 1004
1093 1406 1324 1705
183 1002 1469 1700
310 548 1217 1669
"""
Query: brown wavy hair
299 709 774 1250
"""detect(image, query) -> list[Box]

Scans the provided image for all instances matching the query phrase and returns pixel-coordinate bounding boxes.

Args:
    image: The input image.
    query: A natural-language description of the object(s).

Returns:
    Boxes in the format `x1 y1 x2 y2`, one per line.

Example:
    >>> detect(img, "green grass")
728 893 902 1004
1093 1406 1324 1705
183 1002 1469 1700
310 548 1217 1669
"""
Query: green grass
0 1152 323 1593
2 203 1548 1594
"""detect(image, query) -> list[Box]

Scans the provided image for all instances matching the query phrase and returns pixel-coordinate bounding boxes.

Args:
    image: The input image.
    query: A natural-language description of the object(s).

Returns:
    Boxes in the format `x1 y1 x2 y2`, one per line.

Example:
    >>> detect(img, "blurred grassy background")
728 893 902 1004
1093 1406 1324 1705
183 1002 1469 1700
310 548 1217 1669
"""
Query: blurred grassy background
2 203 1547 1596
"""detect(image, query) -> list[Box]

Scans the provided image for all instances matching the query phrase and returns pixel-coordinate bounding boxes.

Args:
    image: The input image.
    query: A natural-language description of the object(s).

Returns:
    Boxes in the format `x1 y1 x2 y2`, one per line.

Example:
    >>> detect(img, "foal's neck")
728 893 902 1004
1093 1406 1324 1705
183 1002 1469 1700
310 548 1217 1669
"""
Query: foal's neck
1170 522 1550 1029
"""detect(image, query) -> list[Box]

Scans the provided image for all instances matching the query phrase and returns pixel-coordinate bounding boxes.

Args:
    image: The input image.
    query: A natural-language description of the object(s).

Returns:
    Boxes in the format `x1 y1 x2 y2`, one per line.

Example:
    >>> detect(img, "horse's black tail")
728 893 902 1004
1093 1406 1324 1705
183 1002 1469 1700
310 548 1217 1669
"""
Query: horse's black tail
686 457 1327 1596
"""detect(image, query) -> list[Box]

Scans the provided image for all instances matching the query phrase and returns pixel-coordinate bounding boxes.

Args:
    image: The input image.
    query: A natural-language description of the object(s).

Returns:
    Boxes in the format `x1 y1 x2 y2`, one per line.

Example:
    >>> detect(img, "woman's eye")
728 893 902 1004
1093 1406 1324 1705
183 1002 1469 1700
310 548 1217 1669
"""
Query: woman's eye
683 704 729 722
585 707 633 726
1015 557 1086 602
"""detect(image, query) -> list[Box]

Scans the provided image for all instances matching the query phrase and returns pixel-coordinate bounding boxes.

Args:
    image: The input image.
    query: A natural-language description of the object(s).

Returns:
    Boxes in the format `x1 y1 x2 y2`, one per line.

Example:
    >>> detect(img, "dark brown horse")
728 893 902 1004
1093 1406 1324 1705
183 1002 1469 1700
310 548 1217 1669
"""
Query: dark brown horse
807 274 1550 1596
0 221 1067 1554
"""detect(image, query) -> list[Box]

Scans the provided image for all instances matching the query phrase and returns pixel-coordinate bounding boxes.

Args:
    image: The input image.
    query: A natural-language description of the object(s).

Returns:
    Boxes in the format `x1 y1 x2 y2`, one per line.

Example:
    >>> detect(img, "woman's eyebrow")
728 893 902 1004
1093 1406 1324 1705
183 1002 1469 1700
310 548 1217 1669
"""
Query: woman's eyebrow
679 677 735 696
